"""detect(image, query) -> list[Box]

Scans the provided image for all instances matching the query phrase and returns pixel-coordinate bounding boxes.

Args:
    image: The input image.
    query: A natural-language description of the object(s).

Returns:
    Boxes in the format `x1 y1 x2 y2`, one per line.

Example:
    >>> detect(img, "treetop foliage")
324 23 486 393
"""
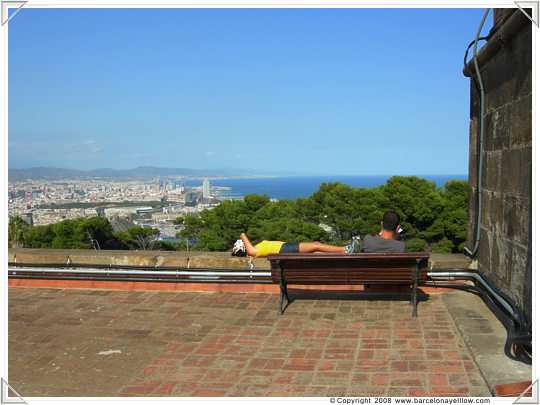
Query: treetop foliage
177 176 468 253
10 176 468 254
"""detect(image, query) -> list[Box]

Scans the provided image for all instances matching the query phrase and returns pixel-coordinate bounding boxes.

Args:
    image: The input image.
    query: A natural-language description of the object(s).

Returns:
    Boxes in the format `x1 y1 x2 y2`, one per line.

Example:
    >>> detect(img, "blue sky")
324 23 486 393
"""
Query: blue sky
7 6 495 175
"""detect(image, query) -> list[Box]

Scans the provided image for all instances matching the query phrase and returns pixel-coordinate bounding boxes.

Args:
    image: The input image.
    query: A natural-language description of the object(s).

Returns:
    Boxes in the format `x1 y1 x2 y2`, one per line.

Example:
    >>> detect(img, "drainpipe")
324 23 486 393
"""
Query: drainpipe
463 8 490 258
462 8 531 258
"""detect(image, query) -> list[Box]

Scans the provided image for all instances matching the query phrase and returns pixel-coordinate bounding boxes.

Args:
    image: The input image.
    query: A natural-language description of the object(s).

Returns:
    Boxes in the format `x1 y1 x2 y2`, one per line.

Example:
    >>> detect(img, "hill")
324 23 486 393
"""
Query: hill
8 166 274 181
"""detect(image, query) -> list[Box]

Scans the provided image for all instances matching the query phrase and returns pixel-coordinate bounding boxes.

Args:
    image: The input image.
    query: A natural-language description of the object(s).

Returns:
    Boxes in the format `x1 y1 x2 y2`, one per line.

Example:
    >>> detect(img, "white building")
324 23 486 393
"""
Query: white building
202 179 210 199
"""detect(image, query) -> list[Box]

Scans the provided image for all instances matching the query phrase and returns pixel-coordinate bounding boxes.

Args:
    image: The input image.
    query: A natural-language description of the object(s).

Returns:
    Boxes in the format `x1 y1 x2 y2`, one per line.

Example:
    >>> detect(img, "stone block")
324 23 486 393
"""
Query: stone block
15 251 69 265
481 191 504 234
67 253 113 266
482 150 502 191
509 242 529 295
503 194 530 244
155 254 189 268
508 95 532 148
484 109 509 152
188 253 268 269
111 253 158 267
500 147 531 197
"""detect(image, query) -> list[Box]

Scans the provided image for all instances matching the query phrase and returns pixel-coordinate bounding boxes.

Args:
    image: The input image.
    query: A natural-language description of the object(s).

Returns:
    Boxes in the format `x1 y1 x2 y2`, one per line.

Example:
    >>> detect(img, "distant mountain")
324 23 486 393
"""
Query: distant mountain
8 166 278 181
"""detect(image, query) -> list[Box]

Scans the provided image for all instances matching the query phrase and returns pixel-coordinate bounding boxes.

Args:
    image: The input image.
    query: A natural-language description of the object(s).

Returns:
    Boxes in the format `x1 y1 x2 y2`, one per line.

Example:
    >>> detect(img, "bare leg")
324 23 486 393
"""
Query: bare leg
240 233 258 257
298 241 346 254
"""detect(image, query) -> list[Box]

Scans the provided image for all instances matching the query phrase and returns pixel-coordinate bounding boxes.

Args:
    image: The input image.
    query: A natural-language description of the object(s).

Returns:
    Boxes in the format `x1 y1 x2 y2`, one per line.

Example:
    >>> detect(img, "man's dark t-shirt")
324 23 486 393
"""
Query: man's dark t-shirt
360 234 408 253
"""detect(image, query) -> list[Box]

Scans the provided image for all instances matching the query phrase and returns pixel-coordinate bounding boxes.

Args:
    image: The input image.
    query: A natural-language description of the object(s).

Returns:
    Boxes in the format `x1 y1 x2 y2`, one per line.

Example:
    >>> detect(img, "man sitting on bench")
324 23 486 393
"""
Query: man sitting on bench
360 211 408 253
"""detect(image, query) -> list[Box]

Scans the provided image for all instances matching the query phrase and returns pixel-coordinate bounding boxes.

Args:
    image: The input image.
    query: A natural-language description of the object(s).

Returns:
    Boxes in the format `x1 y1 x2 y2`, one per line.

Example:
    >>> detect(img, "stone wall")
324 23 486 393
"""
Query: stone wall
465 8 532 316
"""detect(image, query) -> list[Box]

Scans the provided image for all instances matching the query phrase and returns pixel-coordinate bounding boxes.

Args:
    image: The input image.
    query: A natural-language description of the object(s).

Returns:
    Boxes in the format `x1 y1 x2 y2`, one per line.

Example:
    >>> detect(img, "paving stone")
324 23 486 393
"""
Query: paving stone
7 286 505 397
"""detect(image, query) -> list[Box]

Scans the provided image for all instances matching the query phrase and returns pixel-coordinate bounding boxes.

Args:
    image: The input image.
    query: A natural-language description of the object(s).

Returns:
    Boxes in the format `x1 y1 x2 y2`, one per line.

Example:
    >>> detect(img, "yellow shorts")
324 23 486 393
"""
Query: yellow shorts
254 241 285 258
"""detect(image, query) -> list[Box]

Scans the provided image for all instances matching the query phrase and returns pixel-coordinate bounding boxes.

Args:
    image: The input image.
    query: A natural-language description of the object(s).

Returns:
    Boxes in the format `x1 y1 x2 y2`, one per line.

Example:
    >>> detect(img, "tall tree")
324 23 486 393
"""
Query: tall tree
8 216 30 248
125 226 160 250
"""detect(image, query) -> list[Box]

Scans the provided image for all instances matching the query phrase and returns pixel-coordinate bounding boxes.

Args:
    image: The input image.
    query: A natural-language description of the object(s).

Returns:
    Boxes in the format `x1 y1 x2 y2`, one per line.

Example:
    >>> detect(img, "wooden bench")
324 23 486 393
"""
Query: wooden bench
267 253 429 317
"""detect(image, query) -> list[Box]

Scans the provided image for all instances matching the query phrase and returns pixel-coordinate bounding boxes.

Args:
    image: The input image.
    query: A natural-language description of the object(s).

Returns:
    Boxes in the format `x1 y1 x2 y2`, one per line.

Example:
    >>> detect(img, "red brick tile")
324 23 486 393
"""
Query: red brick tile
408 360 427 372
410 388 429 396
425 350 444 360
152 359 174 366
235 339 264 346
494 381 533 397
218 335 237 344
305 348 324 359
265 359 285 369
121 385 156 395
390 361 409 372
430 364 463 374
430 386 470 396
443 350 461 360
140 365 156 376
191 388 228 396
248 358 267 369
217 370 244 383
206 369 224 379
290 349 307 358
390 373 426 387
357 360 388 369
429 373 448 387
283 359 317 371
318 361 335 371
396 330 419 338
371 375 389 386
324 348 355 359
315 371 350 380
155 381 177 395
199 343 228 350
273 372 295 384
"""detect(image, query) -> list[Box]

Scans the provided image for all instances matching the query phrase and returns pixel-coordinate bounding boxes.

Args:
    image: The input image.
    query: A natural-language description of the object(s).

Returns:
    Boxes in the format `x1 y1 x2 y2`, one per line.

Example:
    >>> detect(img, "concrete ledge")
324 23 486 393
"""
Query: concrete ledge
442 291 531 395
9 249 472 270
9 249 269 269
429 253 474 269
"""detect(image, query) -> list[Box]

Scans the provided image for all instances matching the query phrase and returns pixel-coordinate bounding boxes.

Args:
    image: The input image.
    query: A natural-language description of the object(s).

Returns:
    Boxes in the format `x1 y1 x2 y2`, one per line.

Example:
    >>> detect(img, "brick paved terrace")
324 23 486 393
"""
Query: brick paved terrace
8 286 493 397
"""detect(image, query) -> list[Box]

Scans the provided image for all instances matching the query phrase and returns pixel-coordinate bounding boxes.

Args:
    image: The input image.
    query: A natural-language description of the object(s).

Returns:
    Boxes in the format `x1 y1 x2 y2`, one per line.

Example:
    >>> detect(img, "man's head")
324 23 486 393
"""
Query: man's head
381 211 400 232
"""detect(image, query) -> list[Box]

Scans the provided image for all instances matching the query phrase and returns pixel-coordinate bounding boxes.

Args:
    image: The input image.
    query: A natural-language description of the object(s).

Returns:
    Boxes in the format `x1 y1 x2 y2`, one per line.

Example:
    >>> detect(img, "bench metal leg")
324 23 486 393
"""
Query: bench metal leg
411 259 420 317
277 261 289 315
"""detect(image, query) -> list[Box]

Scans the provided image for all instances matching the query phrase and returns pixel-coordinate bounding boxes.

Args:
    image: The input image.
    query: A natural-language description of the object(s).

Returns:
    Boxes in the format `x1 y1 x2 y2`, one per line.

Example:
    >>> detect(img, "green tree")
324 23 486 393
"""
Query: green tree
174 215 202 250
381 176 446 248
304 182 364 241
25 225 55 248
78 216 119 250
439 180 468 252
8 216 30 248
50 218 88 249
125 226 160 250
250 199 330 243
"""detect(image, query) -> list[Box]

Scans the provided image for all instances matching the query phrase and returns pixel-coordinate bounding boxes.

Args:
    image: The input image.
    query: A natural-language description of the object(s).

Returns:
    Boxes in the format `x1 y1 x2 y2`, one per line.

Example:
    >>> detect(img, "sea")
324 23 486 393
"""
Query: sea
184 174 467 201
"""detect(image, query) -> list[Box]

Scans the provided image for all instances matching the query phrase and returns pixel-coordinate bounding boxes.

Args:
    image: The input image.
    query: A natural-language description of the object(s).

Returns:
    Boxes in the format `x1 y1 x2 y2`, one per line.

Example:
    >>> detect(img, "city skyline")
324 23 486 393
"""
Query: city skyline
6 4 506 175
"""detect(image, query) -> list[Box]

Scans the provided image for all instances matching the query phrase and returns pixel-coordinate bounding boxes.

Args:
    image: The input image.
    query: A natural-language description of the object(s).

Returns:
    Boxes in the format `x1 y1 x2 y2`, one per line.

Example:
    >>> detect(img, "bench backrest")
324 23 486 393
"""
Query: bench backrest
267 253 429 285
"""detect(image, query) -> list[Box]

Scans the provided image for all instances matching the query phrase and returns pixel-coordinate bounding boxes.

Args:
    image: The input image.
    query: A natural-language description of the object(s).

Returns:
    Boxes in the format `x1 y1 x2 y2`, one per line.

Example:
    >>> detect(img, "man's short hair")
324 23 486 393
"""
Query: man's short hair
382 211 400 231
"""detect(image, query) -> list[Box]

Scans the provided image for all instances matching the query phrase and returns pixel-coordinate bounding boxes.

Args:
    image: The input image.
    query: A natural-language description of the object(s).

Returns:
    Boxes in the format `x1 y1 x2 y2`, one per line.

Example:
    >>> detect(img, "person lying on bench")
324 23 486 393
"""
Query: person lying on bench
360 211 408 253
232 233 360 257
